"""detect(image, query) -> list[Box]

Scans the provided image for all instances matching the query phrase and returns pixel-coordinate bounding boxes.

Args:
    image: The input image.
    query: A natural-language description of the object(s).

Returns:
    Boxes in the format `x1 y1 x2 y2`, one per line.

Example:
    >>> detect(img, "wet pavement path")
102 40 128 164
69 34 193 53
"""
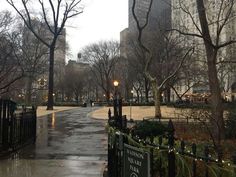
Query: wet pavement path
0 107 107 177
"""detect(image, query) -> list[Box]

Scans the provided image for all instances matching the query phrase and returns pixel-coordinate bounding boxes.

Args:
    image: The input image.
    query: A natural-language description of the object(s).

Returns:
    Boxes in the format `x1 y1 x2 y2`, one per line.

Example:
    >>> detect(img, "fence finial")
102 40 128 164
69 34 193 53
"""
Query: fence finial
181 141 185 154
192 143 197 155
168 119 175 133
108 108 111 119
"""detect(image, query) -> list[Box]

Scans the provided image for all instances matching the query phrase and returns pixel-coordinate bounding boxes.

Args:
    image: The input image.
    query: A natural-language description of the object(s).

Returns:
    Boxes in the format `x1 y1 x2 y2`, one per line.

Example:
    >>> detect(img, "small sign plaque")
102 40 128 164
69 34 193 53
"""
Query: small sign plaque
123 144 150 177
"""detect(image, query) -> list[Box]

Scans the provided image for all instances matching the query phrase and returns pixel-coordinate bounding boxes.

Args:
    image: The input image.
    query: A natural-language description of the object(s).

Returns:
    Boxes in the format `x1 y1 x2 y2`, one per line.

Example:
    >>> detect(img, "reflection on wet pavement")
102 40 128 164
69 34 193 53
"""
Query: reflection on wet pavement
0 107 107 177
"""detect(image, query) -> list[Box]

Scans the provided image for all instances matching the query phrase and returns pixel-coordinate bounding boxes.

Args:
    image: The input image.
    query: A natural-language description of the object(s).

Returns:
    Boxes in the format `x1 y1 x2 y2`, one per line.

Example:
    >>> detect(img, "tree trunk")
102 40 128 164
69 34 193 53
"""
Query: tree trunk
76 94 79 104
106 77 110 104
152 81 161 119
207 54 224 143
140 92 143 103
166 87 171 103
144 77 149 102
26 76 33 105
106 90 110 104
196 0 224 147
47 45 55 110
136 90 139 103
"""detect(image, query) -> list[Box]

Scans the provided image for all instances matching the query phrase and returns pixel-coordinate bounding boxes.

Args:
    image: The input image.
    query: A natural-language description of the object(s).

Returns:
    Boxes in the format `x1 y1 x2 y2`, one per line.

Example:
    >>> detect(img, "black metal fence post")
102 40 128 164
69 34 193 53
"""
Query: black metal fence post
159 136 163 177
180 141 185 154
192 143 197 177
118 98 122 119
0 99 2 149
122 115 127 131
108 108 111 120
0 99 37 156
32 106 37 142
168 119 175 177
108 109 112 177
2 100 8 151
114 98 118 121
204 146 209 177
150 147 154 177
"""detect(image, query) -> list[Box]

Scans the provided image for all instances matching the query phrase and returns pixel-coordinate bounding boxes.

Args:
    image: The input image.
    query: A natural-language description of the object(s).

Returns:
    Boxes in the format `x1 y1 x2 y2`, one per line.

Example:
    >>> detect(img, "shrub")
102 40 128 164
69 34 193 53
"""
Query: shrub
225 109 236 139
131 120 168 139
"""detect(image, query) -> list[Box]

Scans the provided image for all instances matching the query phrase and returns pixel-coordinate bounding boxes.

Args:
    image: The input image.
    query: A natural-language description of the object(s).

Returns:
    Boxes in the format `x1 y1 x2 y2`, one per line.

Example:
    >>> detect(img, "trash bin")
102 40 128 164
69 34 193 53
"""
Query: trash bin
83 103 87 107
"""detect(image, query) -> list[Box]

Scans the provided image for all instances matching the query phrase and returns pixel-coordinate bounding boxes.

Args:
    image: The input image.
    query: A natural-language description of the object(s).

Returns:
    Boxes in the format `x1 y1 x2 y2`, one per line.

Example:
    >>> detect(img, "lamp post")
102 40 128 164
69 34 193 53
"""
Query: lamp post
113 80 119 119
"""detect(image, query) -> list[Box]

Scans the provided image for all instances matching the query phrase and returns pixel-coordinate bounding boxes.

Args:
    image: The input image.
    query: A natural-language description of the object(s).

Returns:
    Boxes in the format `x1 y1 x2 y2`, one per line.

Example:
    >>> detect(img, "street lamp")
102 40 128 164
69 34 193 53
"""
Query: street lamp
113 80 119 119
113 80 119 87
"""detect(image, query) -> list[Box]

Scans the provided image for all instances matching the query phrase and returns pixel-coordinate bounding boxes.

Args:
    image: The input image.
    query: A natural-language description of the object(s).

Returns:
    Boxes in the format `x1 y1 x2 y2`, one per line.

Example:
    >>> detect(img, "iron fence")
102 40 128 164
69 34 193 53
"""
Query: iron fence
0 99 36 156
107 100 236 177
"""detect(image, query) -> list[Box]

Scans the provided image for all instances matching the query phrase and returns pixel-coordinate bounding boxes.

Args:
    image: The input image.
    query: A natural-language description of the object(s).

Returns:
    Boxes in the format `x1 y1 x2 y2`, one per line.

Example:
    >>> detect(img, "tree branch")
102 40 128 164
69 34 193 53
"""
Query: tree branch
159 48 194 89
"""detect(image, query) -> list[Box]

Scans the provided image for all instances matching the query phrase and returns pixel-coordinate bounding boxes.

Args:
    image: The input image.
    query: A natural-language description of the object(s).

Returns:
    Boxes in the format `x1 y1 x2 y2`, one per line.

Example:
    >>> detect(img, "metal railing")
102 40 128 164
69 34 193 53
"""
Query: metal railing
107 100 236 177
0 99 36 156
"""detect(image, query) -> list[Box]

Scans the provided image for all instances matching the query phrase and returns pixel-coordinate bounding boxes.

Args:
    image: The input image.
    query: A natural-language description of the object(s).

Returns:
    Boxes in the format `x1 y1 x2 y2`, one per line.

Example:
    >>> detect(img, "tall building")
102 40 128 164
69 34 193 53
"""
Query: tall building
120 0 171 101
171 0 236 101
22 20 66 104
128 0 171 32
121 0 171 58
121 0 236 102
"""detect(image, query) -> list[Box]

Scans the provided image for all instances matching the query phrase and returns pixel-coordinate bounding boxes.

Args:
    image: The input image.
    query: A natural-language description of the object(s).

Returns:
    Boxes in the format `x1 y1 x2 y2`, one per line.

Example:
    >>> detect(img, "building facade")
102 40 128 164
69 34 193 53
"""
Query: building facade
121 0 236 102
120 0 172 102
21 20 66 104
171 0 236 102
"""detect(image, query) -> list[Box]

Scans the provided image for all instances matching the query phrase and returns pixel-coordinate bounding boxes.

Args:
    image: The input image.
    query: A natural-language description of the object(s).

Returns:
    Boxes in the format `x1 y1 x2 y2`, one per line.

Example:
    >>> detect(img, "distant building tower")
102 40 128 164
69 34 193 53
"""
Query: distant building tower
128 0 171 32
120 28 129 58
22 20 66 103
120 0 171 101
121 0 171 58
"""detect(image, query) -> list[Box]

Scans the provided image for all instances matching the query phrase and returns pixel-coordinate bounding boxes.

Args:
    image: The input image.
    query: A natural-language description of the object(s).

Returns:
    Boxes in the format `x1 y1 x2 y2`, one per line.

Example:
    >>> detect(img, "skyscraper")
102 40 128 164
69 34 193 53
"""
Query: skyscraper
128 0 171 32
121 0 171 58
120 0 171 101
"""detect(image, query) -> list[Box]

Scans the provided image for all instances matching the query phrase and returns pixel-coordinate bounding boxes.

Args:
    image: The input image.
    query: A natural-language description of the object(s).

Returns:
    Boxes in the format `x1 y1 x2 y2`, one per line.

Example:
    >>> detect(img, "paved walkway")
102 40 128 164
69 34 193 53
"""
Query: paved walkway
0 107 107 177
37 106 78 117
90 106 191 120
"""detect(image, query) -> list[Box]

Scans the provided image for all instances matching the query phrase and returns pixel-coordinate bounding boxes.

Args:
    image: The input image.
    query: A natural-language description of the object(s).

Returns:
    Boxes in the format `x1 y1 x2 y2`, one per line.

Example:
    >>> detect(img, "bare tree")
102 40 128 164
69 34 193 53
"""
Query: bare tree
171 0 236 157
7 0 83 110
131 0 193 119
11 21 49 105
81 40 120 104
169 54 207 101
125 34 151 103
0 11 24 95
63 62 87 103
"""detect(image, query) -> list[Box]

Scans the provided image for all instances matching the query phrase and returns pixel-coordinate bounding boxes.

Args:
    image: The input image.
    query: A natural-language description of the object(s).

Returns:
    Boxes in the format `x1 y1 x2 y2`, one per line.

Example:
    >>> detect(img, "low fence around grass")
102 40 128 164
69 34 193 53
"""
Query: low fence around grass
107 99 236 177
0 99 36 156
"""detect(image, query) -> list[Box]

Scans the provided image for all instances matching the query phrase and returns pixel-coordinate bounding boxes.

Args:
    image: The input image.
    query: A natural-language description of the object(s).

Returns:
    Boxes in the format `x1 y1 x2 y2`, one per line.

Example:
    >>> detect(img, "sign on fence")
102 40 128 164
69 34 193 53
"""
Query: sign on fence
123 144 150 177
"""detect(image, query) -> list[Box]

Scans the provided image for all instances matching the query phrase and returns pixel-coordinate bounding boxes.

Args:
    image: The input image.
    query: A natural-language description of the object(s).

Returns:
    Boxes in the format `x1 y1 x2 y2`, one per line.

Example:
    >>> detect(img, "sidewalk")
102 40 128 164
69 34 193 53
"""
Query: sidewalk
0 107 107 177
37 106 78 117
90 106 191 121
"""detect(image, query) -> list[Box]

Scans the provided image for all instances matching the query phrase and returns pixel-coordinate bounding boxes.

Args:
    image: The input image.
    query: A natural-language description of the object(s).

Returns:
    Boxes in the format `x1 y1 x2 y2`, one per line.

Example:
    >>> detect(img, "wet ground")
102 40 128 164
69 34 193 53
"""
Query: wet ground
0 107 107 177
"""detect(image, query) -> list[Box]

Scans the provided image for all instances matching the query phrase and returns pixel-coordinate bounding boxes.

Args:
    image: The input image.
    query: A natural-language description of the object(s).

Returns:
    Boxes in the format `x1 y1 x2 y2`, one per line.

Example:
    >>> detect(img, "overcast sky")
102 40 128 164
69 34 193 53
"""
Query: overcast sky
1 0 128 61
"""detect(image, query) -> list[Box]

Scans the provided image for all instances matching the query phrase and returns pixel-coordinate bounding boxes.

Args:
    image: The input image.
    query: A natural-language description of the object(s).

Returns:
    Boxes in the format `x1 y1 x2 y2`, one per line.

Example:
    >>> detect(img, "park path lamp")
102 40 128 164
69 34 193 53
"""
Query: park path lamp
113 80 119 119
113 80 119 87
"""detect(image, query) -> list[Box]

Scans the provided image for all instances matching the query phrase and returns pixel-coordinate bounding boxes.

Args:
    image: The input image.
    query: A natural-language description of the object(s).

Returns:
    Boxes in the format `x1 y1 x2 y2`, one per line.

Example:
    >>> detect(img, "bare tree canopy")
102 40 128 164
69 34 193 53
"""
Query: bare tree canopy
131 0 194 119
0 11 24 95
170 0 236 160
6 0 83 110
81 40 120 103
